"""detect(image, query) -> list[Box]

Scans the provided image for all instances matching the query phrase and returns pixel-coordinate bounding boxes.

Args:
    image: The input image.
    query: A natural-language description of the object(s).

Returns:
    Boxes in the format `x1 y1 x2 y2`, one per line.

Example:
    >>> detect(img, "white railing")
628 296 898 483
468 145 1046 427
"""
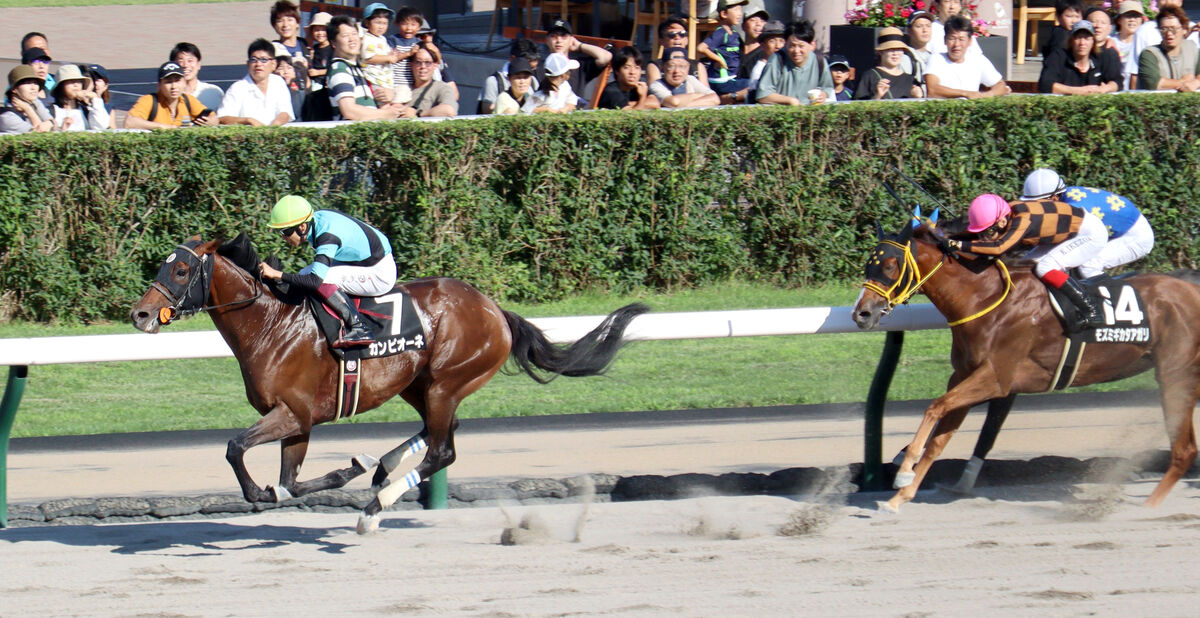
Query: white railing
0 304 948 366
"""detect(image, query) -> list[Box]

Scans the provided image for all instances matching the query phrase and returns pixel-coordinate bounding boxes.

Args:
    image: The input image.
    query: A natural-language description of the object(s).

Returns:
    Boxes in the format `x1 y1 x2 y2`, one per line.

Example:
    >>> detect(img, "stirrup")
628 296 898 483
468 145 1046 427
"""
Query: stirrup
333 326 375 348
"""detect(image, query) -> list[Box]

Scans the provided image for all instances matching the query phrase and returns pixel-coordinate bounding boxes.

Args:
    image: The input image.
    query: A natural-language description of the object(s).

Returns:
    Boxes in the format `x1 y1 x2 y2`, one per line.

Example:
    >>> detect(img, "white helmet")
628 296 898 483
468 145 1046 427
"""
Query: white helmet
1020 168 1065 201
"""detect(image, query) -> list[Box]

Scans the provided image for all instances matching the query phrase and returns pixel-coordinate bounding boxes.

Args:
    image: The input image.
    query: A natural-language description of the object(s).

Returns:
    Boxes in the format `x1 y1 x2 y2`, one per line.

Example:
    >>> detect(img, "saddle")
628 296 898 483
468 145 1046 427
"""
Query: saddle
307 288 428 361
1043 273 1151 391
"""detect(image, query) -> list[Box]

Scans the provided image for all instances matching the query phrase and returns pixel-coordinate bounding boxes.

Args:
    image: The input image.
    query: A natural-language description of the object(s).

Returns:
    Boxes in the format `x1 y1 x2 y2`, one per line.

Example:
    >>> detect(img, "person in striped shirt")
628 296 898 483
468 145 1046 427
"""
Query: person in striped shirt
943 193 1108 331
324 15 401 121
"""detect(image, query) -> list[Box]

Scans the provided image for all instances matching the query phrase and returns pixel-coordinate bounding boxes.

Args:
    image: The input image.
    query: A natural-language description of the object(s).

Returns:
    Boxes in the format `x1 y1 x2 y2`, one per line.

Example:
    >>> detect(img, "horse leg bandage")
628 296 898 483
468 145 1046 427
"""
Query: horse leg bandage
379 432 428 474
376 469 423 509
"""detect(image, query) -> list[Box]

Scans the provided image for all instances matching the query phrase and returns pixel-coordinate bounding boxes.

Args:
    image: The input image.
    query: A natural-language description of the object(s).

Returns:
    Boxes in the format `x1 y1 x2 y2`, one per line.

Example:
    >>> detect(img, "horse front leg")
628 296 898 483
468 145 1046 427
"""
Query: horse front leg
226 404 304 503
1145 372 1200 507
270 435 374 501
886 363 1004 512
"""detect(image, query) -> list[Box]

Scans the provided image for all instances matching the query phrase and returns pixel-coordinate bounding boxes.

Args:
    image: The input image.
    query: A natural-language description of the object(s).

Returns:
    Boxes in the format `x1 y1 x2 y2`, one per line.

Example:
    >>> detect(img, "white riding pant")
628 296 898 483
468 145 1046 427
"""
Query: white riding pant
1078 215 1154 278
1026 211 1108 278
300 253 398 297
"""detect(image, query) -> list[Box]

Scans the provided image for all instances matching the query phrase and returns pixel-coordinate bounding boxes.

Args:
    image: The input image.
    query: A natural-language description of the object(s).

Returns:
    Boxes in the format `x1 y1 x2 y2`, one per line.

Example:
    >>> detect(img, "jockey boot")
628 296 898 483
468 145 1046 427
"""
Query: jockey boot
1059 275 1104 331
322 289 376 348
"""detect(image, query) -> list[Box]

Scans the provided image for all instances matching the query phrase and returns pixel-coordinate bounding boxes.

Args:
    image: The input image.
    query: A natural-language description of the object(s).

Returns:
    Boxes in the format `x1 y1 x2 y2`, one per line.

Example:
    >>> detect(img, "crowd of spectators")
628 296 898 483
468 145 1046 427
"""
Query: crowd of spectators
3 0 1200 135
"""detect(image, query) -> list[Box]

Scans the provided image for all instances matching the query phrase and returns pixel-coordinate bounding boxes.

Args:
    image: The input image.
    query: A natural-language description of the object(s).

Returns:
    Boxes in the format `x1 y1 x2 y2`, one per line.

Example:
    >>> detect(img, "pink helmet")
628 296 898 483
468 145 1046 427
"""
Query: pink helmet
966 194 1012 233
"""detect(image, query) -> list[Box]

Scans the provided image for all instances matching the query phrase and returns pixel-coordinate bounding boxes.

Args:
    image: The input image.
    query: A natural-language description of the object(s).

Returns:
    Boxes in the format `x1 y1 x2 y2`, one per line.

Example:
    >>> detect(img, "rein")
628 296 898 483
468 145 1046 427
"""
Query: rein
862 239 1013 327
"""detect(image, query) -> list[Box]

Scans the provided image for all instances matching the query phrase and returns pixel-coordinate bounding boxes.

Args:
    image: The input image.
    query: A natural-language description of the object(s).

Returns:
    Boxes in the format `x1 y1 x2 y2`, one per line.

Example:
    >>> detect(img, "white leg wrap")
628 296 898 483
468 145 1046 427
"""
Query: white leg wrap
380 435 428 474
270 485 293 502
893 471 916 489
376 469 422 509
945 456 984 495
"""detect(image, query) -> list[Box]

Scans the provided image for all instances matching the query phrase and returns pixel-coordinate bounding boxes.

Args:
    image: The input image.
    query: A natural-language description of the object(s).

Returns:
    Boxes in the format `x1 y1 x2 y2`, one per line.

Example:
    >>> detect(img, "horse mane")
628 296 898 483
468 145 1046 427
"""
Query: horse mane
216 232 308 305
911 224 1033 276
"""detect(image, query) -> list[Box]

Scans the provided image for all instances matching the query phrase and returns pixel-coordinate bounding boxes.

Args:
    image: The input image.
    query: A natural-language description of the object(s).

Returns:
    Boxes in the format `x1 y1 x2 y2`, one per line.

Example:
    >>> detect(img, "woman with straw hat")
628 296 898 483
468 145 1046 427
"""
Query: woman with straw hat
51 64 110 131
855 27 924 100
0 64 53 134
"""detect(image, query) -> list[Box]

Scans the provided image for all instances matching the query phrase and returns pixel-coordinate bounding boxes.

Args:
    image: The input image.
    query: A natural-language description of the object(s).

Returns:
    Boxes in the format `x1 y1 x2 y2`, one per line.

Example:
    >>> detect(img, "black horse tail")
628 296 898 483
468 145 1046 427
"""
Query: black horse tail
503 303 649 384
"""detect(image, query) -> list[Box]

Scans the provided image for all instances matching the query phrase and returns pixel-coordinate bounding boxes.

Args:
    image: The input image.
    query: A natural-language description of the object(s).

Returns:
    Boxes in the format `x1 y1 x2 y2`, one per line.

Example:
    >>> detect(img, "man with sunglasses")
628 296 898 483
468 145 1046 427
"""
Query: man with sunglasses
217 39 294 126
260 195 397 348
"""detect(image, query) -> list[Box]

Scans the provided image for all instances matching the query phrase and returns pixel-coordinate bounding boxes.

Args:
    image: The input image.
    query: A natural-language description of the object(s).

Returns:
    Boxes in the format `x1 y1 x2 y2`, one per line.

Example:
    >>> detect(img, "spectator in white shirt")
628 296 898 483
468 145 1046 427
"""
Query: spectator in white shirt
925 15 1010 99
50 64 110 131
218 39 294 126
651 47 720 108
171 42 225 111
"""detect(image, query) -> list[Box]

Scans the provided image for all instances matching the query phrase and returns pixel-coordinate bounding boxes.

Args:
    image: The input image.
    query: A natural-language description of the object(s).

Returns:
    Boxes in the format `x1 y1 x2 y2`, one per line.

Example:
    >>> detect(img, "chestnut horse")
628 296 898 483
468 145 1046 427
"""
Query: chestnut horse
130 237 647 533
853 219 1200 512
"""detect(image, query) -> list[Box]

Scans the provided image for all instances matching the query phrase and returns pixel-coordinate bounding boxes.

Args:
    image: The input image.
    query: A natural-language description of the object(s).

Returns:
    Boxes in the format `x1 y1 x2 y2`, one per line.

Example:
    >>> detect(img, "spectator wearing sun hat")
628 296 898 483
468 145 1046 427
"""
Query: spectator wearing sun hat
0 64 53 134
307 11 334 85
50 64 110 131
360 2 398 101
854 28 923 100
125 61 216 129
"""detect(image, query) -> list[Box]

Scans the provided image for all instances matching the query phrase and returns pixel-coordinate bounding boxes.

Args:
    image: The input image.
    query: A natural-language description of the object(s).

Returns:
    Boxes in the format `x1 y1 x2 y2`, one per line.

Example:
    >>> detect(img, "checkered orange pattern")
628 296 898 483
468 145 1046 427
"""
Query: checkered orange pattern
960 200 1084 256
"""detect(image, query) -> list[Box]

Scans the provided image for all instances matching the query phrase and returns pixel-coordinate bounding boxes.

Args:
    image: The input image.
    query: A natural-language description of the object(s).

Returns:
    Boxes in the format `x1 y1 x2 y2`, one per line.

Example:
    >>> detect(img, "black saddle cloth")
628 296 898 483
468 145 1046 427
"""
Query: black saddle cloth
1046 273 1151 344
308 289 428 360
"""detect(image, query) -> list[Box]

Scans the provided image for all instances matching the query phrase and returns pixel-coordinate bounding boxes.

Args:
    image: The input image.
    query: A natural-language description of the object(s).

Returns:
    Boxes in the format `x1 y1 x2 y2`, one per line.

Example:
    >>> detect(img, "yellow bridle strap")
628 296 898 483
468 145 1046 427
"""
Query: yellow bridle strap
945 259 1012 327
861 240 943 311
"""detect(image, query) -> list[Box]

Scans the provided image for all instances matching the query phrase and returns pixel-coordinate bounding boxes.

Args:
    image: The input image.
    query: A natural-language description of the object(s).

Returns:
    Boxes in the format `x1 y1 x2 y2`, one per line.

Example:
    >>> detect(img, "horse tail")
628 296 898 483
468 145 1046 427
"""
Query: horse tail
503 303 649 384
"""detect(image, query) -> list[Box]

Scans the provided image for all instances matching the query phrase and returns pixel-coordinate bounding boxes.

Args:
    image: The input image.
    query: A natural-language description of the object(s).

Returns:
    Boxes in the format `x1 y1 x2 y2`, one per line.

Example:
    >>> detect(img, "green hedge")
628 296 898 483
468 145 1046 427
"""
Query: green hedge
1 94 1197 322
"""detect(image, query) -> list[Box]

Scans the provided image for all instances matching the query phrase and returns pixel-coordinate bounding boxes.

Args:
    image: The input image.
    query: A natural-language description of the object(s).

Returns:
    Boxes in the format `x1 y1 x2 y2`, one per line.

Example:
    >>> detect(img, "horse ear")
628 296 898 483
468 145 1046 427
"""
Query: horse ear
912 205 922 222
196 238 223 255
875 222 885 239
899 217 915 241
929 208 939 225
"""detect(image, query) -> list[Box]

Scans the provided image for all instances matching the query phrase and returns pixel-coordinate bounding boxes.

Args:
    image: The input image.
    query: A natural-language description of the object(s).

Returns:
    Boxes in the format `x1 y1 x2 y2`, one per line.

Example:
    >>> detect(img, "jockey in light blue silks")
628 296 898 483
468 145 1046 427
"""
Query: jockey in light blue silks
259 195 398 348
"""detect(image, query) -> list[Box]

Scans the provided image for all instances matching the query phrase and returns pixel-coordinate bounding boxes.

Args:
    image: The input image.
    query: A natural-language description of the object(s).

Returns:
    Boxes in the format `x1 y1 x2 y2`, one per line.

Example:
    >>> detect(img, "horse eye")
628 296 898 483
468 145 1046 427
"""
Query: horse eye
174 266 188 278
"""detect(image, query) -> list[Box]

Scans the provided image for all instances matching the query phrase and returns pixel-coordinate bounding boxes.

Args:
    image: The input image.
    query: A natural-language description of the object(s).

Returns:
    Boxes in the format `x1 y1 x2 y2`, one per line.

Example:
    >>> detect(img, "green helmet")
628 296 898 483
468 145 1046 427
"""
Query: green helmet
268 195 315 229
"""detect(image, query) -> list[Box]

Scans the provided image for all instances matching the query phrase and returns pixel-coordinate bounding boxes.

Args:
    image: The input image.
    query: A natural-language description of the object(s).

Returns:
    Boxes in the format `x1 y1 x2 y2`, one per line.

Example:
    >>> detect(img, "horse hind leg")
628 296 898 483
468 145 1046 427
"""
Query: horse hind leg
370 428 430 489
268 435 374 501
357 430 457 534
1145 376 1200 507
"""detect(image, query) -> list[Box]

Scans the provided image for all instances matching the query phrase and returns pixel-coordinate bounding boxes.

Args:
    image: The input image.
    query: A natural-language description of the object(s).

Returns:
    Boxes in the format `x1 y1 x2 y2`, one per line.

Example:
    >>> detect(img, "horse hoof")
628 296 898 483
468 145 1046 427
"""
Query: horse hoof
353 454 379 472
893 471 916 489
269 485 293 502
357 513 381 535
876 501 900 514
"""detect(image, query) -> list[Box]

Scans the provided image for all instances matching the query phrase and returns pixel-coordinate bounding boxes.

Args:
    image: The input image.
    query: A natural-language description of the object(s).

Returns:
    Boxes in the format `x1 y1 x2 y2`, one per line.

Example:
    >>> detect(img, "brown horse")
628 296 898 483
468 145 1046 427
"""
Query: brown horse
130 237 647 533
853 219 1200 512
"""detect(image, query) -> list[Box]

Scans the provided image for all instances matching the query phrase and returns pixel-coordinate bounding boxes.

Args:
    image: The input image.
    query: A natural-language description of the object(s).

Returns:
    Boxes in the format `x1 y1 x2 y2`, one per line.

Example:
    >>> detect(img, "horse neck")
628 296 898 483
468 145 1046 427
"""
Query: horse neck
207 257 308 351
913 240 1007 322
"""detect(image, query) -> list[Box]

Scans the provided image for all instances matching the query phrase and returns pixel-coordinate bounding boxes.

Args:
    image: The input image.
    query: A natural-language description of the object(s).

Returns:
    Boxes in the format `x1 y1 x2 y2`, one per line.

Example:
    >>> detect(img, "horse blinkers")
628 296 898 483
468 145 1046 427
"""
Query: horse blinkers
150 241 214 324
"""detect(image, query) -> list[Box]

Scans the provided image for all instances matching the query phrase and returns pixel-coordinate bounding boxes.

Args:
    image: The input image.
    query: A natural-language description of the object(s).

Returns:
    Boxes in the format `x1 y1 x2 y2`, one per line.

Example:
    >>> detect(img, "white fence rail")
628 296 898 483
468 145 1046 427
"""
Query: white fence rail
0 304 948 366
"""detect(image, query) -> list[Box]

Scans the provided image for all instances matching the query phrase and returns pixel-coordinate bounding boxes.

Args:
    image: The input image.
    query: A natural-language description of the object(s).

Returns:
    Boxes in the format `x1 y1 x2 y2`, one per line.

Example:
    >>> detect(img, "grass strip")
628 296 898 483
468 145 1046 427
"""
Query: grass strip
2 281 1154 438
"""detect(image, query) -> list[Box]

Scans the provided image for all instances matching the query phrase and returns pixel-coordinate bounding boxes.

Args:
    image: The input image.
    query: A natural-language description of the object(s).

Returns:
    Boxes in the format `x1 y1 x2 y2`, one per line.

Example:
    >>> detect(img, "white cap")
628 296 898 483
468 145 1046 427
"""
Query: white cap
310 11 333 27
1020 168 1065 200
271 42 291 60
543 52 580 77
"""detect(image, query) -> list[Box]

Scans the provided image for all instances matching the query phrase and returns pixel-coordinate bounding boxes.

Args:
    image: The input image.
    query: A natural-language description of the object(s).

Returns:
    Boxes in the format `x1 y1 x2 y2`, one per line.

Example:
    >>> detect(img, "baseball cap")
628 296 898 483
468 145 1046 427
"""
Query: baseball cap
157 61 184 81
309 11 332 27
744 0 768 20
661 46 689 62
272 42 292 59
907 10 934 26
717 0 748 11
1117 1 1145 16
543 52 579 77
759 19 786 41
547 18 572 35
828 55 851 70
508 56 535 75
362 2 393 20
88 64 110 82
6 64 42 92
1071 20 1095 36
417 18 436 35
21 47 50 64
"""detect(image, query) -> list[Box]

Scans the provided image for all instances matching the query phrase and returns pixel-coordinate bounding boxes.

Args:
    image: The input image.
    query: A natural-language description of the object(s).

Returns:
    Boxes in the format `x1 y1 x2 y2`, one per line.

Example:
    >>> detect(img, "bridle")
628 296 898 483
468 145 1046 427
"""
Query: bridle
152 241 263 324
861 236 1012 327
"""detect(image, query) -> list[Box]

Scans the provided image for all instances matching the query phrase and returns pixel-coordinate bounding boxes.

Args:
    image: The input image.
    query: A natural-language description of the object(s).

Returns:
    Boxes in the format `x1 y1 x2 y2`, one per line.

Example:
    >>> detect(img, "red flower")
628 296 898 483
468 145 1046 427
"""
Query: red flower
915 0 925 8
902 7 912 16
884 3 894 16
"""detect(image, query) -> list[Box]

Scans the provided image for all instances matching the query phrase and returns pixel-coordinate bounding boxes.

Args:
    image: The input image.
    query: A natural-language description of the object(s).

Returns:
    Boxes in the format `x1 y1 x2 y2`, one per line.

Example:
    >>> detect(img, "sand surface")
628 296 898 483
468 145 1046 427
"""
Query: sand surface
4 483 1200 616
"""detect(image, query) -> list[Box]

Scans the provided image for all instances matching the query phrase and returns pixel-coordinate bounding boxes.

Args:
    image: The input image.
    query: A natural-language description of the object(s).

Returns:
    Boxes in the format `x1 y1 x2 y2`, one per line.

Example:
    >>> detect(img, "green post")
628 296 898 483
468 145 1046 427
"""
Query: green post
422 468 448 510
863 332 904 492
0 366 29 528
